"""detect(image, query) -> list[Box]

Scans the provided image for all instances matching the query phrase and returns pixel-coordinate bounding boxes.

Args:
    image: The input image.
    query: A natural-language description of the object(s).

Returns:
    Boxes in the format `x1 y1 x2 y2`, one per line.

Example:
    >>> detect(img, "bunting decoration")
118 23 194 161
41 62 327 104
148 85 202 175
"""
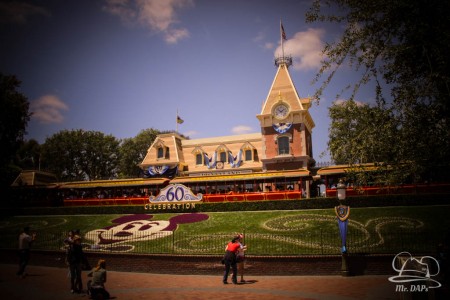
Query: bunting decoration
273 122 292 134
204 152 217 169
145 165 178 178
228 150 243 168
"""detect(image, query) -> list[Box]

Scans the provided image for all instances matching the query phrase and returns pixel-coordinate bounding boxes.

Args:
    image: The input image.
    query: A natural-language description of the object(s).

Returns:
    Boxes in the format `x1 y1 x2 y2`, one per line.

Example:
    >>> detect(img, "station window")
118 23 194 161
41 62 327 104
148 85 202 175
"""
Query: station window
245 149 252 161
219 151 227 163
241 142 257 162
157 147 164 159
278 136 290 155
196 153 203 165
215 145 230 164
192 147 206 166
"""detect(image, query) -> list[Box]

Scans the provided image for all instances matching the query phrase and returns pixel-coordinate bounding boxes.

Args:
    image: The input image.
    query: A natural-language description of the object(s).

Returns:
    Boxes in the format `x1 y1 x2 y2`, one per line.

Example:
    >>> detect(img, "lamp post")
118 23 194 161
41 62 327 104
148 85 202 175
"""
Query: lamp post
337 180 346 202
335 180 350 276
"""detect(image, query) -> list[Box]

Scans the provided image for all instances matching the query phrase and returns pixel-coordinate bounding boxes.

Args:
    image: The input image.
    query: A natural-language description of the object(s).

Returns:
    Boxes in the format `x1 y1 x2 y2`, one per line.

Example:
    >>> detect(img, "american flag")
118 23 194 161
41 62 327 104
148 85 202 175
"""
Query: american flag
281 23 287 40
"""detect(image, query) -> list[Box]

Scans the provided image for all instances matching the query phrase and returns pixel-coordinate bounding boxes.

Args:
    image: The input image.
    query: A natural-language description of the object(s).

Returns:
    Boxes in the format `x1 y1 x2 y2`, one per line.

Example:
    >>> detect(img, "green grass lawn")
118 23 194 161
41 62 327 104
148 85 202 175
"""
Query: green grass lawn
2 205 450 255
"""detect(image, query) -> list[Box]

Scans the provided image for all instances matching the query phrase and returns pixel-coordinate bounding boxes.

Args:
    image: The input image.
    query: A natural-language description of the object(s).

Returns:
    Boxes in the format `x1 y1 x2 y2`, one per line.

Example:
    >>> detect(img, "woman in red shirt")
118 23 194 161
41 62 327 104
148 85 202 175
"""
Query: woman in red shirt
223 237 240 284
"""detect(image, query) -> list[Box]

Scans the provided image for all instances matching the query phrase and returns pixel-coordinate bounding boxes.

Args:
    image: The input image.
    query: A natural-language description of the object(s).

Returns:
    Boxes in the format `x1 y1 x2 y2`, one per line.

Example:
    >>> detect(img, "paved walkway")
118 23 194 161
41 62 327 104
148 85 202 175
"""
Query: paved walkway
0 264 429 299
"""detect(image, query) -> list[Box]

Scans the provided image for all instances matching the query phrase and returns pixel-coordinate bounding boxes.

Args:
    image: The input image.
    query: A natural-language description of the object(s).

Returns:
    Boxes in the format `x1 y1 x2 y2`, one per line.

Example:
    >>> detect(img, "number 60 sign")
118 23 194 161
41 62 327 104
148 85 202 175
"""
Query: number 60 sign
149 184 203 203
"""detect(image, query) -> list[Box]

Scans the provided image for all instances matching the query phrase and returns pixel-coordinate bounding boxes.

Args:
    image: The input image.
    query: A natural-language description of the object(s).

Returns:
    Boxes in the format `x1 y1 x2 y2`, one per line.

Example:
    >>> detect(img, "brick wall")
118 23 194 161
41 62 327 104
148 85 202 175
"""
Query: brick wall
0 249 395 276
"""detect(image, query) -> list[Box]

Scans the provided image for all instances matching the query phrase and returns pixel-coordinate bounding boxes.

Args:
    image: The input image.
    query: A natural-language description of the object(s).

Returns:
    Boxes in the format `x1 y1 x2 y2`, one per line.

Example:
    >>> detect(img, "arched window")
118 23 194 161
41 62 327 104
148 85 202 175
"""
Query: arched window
155 140 169 160
215 145 230 163
192 147 205 166
278 136 290 155
219 151 227 162
240 142 257 163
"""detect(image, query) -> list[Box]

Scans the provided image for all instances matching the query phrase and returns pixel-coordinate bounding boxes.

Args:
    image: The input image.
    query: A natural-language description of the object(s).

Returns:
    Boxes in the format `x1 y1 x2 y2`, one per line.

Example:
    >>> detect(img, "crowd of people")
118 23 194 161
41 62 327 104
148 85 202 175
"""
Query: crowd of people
17 226 250 298
63 229 110 299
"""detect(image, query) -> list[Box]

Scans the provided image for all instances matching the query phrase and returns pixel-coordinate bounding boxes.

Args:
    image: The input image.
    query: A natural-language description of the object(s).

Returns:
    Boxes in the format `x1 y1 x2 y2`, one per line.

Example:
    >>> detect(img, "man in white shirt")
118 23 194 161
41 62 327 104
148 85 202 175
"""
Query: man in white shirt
17 226 36 278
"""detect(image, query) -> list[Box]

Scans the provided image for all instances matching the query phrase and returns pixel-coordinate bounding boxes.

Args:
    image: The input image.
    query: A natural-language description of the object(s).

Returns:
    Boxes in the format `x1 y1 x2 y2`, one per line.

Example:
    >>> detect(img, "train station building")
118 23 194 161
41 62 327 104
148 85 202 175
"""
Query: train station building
139 56 316 199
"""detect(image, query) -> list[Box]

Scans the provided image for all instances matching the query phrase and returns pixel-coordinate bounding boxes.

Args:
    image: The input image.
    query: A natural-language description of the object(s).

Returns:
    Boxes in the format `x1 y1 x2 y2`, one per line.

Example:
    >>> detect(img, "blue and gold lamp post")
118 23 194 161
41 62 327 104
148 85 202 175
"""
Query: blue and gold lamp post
335 180 350 276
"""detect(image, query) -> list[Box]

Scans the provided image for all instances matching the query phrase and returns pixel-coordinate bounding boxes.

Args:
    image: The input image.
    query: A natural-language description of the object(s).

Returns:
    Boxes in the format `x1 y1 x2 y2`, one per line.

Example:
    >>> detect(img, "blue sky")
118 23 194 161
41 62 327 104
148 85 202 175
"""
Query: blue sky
0 0 377 163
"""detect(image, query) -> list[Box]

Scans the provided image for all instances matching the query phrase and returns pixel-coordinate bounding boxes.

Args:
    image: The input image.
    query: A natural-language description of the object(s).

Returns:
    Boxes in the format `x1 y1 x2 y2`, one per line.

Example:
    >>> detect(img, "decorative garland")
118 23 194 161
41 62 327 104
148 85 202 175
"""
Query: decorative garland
145 165 178 178
147 165 169 175
273 122 292 134
228 149 242 168
204 152 217 169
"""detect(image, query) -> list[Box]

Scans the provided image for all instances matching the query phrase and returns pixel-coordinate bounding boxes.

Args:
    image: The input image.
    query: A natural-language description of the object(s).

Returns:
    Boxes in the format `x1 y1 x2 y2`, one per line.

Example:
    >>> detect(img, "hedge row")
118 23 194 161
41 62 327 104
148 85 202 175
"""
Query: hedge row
1 193 449 216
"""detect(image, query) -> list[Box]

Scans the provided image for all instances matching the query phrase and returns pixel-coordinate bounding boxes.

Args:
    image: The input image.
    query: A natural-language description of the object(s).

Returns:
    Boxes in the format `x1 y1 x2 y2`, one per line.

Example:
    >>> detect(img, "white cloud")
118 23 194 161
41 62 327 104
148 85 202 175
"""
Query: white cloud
264 42 274 50
231 125 253 134
30 95 69 124
333 99 366 107
165 28 190 44
253 31 265 43
182 130 198 137
0 1 51 24
275 28 325 71
103 0 193 44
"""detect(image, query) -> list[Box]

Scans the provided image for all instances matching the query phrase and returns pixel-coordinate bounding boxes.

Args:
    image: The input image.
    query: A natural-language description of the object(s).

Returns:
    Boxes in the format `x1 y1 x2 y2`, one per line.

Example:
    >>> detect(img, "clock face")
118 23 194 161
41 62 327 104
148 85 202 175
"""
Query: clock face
274 104 289 119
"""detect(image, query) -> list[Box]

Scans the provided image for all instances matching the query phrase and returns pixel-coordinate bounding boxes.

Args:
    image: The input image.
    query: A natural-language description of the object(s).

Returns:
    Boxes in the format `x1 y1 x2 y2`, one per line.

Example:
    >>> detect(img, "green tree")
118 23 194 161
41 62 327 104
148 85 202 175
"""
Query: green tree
328 100 411 186
307 0 450 182
118 128 160 178
0 73 31 187
15 139 41 170
328 100 398 165
41 129 120 181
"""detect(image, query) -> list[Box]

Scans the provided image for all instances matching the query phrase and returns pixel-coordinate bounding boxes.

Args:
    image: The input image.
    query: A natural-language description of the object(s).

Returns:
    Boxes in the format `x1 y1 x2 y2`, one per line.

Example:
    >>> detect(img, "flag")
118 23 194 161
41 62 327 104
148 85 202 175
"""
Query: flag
281 22 287 40
177 115 184 124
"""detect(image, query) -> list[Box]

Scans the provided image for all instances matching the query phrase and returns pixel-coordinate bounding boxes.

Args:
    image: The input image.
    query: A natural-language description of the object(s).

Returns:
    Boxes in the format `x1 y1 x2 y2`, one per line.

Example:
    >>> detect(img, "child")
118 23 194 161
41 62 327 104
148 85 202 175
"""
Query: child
236 233 247 282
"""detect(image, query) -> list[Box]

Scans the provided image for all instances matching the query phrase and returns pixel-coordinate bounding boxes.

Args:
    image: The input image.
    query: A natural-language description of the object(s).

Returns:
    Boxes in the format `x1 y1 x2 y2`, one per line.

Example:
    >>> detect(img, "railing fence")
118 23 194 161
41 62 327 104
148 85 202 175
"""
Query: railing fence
0 230 441 256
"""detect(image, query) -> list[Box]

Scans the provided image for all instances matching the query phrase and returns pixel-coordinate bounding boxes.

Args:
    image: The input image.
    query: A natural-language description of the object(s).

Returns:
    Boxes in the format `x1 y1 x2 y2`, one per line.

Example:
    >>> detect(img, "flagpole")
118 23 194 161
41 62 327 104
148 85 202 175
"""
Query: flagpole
280 19 284 58
176 109 179 133
276 21 291 68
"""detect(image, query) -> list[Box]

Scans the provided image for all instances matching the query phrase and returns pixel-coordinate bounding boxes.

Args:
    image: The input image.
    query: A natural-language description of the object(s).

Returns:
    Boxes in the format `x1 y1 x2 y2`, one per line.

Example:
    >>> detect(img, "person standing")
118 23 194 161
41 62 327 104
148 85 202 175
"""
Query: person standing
63 230 74 260
17 226 36 278
236 233 247 283
222 237 240 284
67 235 84 293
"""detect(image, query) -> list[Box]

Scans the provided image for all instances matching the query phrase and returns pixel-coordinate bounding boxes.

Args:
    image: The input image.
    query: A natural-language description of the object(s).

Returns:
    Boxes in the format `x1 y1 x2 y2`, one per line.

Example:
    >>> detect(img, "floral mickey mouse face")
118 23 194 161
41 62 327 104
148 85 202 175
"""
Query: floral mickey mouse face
84 213 208 252
85 219 172 246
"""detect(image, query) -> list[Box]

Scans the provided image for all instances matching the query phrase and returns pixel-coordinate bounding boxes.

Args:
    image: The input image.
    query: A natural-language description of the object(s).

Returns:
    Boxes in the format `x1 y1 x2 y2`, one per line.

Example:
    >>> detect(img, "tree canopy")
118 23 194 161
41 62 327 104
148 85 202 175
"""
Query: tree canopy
15 139 41 170
0 73 31 187
328 100 398 165
41 129 120 181
307 0 450 183
118 128 160 178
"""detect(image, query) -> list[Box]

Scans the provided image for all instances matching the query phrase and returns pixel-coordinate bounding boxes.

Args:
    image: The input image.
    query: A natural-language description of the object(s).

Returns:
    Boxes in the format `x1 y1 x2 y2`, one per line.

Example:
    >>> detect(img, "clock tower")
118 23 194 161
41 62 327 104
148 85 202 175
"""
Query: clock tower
256 56 315 171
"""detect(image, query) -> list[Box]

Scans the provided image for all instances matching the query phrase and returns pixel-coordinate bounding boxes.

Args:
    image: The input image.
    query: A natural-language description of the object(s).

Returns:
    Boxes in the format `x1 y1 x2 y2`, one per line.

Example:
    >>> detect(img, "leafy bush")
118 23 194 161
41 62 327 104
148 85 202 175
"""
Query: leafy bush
1 193 449 216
